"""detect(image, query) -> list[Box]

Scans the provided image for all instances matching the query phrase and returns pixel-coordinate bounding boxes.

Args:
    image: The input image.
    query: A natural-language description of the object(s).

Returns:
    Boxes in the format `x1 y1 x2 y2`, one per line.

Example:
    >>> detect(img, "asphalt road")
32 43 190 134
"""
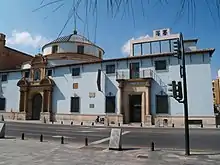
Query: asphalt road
4 121 220 151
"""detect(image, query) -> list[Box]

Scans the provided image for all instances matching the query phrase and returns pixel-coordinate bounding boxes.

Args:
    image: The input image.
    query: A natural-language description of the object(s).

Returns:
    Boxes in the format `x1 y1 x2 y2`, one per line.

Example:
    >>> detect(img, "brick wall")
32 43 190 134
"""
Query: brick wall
0 33 33 71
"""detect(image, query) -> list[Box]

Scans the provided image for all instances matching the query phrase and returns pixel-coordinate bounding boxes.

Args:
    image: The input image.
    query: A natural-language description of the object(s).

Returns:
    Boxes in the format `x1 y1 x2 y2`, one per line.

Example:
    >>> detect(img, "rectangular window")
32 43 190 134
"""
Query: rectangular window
24 71 30 78
142 42 151 55
77 45 84 54
106 64 115 74
52 45 58 53
155 60 167 71
70 97 80 113
156 95 168 114
130 62 140 79
0 98 6 110
133 44 142 56
1 74 7 82
105 96 116 113
72 68 80 76
46 69 53 77
151 41 161 54
89 104 95 108
160 40 171 53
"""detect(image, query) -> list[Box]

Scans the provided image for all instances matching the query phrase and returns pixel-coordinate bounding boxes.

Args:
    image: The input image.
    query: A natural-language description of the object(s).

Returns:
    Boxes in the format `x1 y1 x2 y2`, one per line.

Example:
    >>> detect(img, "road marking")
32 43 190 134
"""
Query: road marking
78 130 95 133
90 131 130 145
52 135 75 139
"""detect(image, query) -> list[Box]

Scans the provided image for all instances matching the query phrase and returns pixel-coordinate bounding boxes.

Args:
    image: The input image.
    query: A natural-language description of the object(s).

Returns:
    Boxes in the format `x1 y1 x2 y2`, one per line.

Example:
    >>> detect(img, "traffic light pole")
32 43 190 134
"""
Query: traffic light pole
180 33 190 156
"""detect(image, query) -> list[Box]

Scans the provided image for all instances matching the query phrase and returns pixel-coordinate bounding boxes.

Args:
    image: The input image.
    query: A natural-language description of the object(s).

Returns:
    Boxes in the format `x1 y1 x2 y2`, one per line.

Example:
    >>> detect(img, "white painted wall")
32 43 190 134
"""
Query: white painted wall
43 42 103 58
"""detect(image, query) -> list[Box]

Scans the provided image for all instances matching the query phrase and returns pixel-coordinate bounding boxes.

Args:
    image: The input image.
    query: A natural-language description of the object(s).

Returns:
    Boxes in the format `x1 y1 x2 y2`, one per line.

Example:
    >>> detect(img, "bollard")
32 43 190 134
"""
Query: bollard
92 122 94 126
172 123 175 128
71 121 73 125
40 134 43 142
216 124 218 128
107 122 109 126
61 136 64 144
151 142 155 151
52 121 54 124
61 121 63 125
118 123 120 127
81 122 83 126
85 137 88 146
201 123 203 128
21 133 24 140
140 123 143 127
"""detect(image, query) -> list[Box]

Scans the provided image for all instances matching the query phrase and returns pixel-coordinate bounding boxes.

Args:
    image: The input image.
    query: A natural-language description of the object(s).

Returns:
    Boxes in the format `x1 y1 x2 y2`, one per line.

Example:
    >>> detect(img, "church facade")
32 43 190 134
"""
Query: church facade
0 29 216 126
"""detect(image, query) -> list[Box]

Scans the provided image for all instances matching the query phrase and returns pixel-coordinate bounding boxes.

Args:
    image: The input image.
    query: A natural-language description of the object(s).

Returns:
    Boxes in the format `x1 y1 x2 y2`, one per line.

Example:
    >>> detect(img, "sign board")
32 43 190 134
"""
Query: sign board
109 128 122 150
0 122 5 138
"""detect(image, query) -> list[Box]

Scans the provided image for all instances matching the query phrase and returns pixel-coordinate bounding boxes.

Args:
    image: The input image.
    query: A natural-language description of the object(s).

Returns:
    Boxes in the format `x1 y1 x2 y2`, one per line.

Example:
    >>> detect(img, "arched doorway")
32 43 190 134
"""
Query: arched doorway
32 94 42 120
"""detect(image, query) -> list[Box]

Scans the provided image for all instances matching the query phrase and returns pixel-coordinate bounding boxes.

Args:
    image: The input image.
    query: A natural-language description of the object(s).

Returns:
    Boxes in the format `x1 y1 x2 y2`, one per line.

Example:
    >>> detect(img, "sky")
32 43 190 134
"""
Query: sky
0 0 220 78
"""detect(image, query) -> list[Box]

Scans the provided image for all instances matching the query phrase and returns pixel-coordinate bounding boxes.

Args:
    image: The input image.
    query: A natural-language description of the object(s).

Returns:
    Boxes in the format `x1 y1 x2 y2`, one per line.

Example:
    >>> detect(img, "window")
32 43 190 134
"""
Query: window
0 98 6 110
142 42 151 55
160 40 171 53
130 62 140 79
151 41 160 54
99 51 102 58
89 104 95 108
155 60 167 71
156 95 168 114
77 45 84 54
72 68 80 76
133 44 142 56
24 71 30 78
34 69 41 81
1 74 7 82
52 45 58 53
73 83 78 89
106 64 115 74
70 97 80 112
46 69 53 77
105 96 116 113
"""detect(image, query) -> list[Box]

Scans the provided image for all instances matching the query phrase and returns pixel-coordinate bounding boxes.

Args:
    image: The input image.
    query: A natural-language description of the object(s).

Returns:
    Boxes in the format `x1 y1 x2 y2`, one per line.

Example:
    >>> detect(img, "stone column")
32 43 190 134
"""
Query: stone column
47 91 52 112
19 91 24 112
118 80 125 123
23 91 28 112
141 92 146 123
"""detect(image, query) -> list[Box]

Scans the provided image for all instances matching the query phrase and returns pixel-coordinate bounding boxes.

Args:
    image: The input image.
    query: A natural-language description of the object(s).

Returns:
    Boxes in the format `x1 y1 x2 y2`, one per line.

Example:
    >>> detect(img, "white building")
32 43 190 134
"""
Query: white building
0 29 215 126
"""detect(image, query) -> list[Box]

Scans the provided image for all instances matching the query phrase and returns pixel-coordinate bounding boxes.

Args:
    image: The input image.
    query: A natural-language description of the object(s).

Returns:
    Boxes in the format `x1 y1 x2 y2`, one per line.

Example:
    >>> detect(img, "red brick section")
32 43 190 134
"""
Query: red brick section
0 33 33 71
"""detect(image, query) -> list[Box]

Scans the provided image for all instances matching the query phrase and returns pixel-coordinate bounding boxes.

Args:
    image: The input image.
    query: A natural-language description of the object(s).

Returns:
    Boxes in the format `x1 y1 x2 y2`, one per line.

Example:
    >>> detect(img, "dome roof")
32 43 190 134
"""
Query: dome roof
45 30 93 46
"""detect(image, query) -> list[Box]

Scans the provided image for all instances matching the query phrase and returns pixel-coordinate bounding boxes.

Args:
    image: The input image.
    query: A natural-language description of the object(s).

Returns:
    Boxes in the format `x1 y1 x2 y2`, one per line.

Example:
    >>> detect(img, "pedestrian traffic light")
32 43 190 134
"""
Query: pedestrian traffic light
173 39 181 59
167 80 183 102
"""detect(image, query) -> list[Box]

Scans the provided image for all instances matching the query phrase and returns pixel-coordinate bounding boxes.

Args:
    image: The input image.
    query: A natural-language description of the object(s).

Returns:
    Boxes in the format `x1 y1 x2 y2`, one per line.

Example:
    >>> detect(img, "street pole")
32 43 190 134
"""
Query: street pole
180 33 190 156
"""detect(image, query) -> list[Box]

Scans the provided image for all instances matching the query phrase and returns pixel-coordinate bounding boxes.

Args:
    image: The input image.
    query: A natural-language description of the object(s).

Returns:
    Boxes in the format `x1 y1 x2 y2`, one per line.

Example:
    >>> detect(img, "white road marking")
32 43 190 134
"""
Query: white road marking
90 131 130 145
52 135 75 139
78 130 95 133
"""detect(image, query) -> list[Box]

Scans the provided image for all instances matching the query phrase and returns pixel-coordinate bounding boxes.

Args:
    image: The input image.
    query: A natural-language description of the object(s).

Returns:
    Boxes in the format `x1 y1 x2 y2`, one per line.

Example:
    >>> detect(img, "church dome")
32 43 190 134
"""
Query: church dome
42 30 104 61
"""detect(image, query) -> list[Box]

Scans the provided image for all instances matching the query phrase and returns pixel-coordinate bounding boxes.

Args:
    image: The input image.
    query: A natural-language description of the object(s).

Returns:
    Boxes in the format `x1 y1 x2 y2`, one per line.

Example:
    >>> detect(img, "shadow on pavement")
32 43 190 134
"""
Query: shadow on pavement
191 152 220 156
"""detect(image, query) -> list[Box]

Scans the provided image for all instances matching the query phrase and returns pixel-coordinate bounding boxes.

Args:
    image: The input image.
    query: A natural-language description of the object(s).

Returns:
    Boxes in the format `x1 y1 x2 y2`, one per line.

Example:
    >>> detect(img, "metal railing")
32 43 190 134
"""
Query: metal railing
116 69 167 91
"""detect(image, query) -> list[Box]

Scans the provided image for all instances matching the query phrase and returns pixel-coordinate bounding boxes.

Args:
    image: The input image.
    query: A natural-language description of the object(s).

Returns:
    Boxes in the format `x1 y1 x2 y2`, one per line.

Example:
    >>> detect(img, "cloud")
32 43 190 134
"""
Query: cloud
121 34 150 55
7 30 50 48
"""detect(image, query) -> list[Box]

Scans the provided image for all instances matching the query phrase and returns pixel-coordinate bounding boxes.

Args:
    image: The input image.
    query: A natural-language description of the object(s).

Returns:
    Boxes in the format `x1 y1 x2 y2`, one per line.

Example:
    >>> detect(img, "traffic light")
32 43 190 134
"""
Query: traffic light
173 39 181 59
168 80 183 102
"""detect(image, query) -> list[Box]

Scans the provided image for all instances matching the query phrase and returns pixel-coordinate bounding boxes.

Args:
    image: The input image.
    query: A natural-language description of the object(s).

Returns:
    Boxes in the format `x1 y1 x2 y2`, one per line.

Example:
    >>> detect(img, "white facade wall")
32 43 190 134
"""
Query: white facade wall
42 42 103 58
0 53 213 117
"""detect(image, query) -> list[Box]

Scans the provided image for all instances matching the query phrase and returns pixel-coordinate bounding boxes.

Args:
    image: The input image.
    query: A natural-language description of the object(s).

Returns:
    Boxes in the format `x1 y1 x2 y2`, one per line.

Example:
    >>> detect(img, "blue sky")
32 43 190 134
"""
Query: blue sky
1 0 220 78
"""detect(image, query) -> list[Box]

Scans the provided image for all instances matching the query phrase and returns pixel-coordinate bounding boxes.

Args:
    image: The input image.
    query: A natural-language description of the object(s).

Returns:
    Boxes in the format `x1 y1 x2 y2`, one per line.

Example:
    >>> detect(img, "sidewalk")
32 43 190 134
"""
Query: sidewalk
0 138 220 165
4 119 219 129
